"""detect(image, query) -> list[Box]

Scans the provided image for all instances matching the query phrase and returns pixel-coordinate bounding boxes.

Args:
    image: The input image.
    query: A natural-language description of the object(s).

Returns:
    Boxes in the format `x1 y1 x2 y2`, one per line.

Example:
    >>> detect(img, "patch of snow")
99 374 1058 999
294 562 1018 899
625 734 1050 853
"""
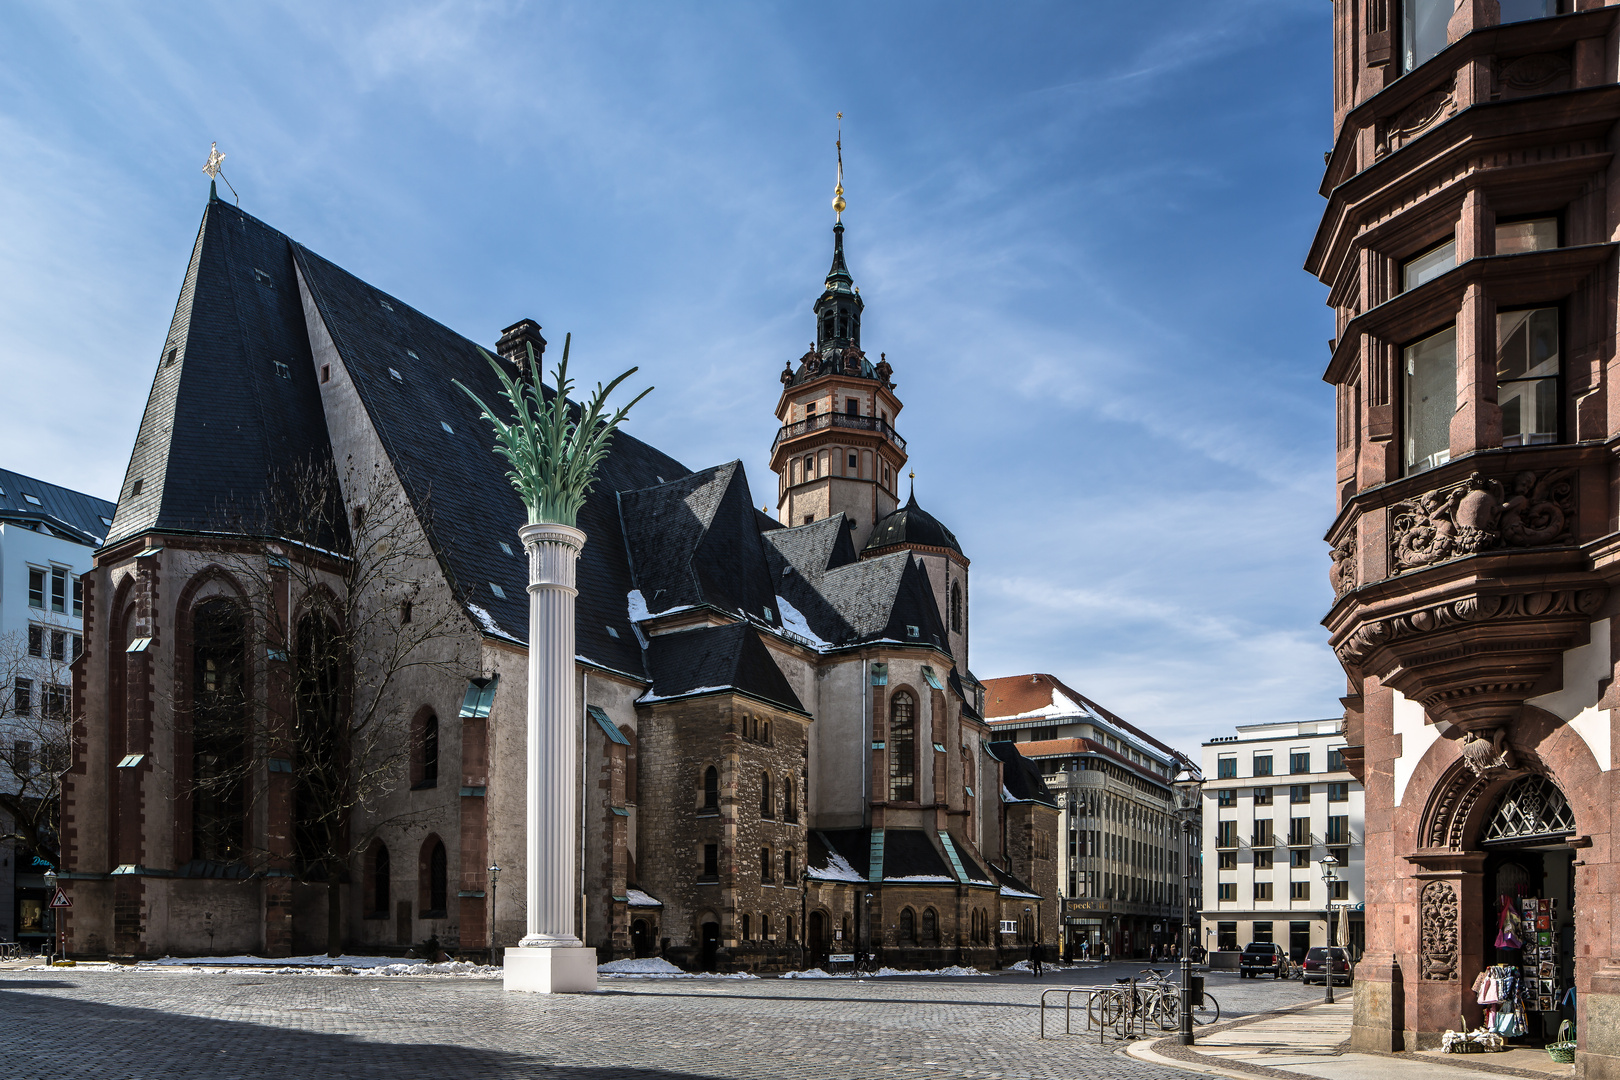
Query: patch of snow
143 954 408 969
779 968 840 979
883 874 955 884
636 684 729 704
873 965 985 978
597 955 759 979
774 595 831 649
809 847 866 883
628 589 696 624
268 961 501 978
999 884 1042 899
466 603 520 642
599 956 685 974
625 888 662 908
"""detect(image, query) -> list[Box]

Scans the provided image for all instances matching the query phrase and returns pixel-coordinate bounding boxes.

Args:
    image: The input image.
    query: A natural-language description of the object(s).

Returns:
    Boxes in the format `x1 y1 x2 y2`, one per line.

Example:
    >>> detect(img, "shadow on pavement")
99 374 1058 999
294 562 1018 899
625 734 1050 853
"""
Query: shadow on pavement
0 981 728 1080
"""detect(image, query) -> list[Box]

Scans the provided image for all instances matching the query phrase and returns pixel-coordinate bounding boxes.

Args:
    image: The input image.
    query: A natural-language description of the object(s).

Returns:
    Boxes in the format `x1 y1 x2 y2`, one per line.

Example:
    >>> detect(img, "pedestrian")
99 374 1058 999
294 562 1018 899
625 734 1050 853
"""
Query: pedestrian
1028 941 1043 979
1101 941 1111 964
1080 939 1090 963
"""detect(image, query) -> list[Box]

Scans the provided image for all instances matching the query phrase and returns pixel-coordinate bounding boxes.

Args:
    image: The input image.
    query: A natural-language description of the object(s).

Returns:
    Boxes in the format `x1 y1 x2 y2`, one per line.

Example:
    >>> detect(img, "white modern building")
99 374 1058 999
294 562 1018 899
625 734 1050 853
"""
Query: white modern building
983 673 1198 960
1199 719 1364 965
0 467 114 946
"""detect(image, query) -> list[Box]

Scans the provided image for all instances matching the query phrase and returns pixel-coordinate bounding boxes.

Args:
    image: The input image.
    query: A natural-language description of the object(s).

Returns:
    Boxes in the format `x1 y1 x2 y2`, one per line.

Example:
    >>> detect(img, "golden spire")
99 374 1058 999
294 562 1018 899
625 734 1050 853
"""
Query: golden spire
833 112 846 222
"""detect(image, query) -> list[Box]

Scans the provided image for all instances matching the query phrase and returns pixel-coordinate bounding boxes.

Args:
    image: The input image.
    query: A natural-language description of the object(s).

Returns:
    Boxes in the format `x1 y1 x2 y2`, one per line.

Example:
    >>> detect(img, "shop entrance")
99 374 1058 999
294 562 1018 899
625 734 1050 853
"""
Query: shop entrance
1479 775 1577 1048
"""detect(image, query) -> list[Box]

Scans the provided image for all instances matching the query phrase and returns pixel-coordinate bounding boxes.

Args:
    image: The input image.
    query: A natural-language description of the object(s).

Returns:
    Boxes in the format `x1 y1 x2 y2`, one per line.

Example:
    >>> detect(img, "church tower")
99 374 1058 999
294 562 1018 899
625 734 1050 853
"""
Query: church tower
769 132 907 550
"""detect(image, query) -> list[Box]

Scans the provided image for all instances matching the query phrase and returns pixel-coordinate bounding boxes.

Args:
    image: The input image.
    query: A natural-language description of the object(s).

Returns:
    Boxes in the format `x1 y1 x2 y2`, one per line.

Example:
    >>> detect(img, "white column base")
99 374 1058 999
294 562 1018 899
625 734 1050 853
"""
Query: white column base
503 946 599 994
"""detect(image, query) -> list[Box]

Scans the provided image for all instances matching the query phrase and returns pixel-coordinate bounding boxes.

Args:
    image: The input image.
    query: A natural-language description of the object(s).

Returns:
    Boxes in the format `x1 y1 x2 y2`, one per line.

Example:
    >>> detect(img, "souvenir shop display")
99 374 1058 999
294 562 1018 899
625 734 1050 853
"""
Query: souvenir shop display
1517 896 1565 1020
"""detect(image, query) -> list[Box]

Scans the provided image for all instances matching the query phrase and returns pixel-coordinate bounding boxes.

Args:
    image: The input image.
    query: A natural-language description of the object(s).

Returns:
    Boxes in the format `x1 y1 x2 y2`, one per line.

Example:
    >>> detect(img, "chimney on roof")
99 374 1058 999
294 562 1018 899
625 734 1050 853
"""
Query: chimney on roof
496 319 547 377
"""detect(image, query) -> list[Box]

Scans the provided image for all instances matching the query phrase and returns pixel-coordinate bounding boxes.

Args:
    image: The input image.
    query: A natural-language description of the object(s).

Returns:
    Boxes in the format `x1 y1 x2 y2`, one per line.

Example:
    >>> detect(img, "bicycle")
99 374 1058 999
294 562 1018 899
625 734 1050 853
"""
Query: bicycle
1139 967 1223 1027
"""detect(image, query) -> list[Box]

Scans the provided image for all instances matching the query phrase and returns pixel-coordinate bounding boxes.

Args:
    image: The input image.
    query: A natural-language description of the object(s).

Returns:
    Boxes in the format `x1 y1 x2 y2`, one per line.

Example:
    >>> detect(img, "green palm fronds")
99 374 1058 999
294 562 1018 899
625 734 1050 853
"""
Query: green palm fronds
454 333 652 528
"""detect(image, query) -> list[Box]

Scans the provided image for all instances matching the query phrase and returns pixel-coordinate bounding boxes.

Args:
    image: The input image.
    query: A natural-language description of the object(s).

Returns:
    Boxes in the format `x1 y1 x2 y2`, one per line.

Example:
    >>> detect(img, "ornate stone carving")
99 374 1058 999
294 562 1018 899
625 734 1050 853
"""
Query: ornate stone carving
1331 527 1357 597
1460 728 1515 779
1498 53 1570 96
1424 766 1490 850
781 361 793 386
1420 880 1459 981
875 353 893 388
1378 85 1456 158
1389 469 1574 572
1335 586 1604 666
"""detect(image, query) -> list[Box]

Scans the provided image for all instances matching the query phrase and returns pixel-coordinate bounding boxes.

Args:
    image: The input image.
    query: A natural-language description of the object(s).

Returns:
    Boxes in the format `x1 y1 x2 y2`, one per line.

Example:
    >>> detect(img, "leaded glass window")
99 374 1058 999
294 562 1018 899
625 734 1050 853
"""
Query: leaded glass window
1483 775 1575 843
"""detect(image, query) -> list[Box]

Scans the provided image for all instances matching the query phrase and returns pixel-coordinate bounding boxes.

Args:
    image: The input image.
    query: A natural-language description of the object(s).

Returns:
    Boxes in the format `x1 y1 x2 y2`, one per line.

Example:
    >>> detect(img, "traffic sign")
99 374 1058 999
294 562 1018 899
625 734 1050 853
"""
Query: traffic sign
49 888 71 909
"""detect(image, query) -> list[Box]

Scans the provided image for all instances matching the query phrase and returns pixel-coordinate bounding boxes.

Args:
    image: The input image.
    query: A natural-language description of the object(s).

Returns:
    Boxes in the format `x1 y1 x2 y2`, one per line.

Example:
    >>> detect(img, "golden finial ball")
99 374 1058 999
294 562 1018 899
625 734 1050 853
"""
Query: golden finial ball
833 193 846 214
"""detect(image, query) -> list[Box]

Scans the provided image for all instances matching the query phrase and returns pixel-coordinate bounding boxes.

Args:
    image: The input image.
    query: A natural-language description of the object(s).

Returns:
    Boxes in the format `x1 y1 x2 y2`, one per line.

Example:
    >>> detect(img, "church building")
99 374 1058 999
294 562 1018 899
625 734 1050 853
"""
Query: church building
58 178 1058 971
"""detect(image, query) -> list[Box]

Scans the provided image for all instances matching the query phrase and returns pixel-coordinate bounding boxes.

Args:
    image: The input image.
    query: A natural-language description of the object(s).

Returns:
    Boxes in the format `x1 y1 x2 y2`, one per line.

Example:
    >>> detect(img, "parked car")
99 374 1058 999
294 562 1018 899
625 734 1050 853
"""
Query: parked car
1301 946 1351 985
1239 942 1288 979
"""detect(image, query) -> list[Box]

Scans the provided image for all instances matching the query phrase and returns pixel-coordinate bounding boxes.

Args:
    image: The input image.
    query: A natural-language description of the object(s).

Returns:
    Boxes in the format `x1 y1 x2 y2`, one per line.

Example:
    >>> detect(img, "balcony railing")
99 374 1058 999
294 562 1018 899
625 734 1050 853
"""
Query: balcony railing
772 412 906 454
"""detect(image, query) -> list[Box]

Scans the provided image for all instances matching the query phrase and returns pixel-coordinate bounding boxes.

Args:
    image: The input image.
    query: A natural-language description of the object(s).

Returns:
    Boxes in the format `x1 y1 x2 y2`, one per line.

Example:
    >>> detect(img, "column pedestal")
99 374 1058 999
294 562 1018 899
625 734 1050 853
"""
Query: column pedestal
504 521 597 994
504 944 599 994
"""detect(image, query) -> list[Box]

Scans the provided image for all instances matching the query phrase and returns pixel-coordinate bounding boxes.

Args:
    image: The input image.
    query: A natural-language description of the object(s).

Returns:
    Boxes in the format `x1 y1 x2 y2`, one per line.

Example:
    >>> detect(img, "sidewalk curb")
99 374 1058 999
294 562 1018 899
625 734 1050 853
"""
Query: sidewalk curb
1125 1000 1329 1080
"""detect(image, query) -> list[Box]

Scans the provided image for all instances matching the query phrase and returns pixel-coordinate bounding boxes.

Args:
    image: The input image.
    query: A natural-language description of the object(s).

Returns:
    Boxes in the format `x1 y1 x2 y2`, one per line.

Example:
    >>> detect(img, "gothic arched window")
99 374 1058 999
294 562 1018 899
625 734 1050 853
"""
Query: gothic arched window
421 836 448 916
783 775 796 823
760 771 774 819
922 907 937 944
899 907 915 944
888 691 916 802
760 846 773 883
950 582 963 634
372 841 391 916
703 766 719 811
191 598 246 863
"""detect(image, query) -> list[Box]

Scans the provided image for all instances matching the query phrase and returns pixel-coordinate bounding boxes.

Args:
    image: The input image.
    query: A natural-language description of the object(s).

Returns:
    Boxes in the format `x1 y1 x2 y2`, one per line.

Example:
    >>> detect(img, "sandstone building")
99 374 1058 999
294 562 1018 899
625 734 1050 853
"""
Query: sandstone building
57 185 1058 971
1309 0 1620 1066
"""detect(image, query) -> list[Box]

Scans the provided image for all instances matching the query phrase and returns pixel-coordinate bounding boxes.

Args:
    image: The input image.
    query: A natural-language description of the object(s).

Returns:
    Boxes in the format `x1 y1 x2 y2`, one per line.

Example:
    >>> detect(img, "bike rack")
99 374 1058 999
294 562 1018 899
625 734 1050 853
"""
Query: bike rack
1039 978 1212 1041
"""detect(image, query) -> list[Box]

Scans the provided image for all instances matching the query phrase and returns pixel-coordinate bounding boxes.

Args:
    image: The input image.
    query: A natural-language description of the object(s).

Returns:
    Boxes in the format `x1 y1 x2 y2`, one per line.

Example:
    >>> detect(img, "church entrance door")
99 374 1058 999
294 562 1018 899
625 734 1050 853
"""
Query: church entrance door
700 922 720 972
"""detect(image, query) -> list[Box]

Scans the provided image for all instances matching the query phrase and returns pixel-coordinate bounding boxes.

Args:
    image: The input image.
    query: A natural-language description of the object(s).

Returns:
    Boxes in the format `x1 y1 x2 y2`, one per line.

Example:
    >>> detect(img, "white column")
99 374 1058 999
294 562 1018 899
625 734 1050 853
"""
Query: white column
519 521 583 947
505 521 597 992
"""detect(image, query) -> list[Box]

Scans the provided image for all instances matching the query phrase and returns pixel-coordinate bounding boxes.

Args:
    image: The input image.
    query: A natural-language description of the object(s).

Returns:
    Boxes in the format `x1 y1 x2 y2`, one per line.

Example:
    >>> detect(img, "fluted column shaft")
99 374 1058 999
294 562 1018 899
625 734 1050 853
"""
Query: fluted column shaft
518 521 585 948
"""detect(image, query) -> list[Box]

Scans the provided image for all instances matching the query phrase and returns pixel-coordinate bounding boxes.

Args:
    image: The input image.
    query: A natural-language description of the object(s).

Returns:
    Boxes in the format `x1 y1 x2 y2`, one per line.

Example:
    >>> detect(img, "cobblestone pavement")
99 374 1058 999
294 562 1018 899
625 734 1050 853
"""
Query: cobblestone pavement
1 963 1321 1080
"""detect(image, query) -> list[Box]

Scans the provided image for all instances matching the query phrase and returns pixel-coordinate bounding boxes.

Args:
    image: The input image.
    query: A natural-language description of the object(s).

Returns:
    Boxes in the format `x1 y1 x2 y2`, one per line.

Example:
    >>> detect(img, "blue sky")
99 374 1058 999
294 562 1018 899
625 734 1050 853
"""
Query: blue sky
0 1 1336 755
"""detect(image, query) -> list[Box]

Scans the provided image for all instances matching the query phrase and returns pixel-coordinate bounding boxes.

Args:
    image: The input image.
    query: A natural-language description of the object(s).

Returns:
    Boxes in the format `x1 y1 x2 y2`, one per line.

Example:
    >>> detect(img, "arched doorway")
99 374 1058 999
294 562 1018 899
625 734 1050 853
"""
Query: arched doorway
808 911 826 965
631 919 653 958
1478 775 1576 1047
700 921 720 972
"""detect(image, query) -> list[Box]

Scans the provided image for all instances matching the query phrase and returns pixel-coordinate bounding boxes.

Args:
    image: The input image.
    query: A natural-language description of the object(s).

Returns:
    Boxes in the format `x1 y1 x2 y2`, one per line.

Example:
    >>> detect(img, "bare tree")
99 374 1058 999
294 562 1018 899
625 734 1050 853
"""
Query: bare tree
0 614 77 883
187 458 474 955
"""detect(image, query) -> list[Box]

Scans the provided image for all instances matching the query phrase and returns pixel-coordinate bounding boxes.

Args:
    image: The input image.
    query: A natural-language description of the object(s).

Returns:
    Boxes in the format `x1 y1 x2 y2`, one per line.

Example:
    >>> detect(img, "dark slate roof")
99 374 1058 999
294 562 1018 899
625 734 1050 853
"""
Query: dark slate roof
944 832 993 884
292 244 690 675
617 463 780 627
985 741 1059 808
641 621 805 713
810 829 872 883
881 829 955 882
863 490 963 557
106 197 342 551
763 518 949 652
990 863 1042 899
0 468 115 547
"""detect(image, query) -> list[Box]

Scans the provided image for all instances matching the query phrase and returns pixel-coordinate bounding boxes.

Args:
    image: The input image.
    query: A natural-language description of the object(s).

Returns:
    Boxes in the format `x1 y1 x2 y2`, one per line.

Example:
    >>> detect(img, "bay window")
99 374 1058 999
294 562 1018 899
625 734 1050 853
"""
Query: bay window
1497 308 1559 447
1403 326 1457 475
1402 237 1455 291
1404 1 1559 74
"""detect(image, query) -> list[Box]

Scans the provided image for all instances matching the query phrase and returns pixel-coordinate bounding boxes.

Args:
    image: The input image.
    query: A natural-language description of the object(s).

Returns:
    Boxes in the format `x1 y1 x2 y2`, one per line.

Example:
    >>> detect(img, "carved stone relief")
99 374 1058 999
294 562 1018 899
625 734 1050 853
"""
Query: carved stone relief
1460 729 1515 779
1497 53 1571 98
1377 84 1456 158
1331 527 1358 597
1389 469 1575 573
1335 586 1605 667
1420 880 1460 982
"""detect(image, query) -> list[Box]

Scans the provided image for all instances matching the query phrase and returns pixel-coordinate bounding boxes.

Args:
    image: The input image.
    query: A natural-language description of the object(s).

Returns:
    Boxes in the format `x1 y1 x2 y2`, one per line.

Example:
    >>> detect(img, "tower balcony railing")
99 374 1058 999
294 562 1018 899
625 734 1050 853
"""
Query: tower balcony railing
772 412 906 454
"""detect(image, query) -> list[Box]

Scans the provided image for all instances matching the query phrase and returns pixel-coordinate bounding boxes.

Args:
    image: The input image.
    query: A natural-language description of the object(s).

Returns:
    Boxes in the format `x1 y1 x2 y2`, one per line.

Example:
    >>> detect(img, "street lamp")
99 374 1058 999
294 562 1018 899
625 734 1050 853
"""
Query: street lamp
864 891 875 975
487 863 502 957
1320 854 1340 1005
1173 766 1204 1046
42 868 59 962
